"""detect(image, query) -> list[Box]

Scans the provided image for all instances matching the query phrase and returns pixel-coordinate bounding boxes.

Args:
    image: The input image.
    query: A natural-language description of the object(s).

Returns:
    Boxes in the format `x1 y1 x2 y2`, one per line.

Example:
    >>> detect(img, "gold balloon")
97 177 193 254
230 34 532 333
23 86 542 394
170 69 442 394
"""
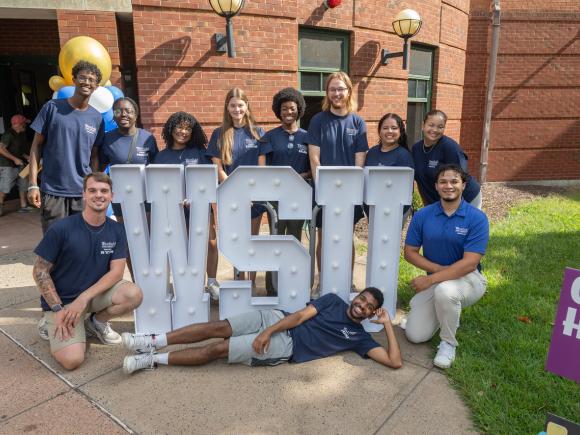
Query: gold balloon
58 36 112 86
104 80 112 87
48 75 66 91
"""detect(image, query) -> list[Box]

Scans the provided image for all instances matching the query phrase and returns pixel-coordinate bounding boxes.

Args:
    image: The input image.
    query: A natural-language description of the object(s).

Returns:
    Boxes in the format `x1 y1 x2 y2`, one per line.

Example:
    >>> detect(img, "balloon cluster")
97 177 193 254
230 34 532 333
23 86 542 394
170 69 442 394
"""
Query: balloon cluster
48 36 125 133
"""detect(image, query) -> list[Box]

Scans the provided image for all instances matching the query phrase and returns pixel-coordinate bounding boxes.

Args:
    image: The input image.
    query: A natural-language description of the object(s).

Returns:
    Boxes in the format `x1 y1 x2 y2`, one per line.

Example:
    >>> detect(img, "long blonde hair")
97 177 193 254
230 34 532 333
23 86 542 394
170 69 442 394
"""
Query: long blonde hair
321 71 357 113
219 88 261 165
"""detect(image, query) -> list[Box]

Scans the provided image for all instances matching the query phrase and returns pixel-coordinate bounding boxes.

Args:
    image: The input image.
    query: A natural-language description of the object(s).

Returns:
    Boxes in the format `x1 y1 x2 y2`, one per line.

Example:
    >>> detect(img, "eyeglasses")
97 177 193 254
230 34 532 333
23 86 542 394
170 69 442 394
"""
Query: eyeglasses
328 87 348 94
76 75 98 84
175 126 193 132
114 108 136 116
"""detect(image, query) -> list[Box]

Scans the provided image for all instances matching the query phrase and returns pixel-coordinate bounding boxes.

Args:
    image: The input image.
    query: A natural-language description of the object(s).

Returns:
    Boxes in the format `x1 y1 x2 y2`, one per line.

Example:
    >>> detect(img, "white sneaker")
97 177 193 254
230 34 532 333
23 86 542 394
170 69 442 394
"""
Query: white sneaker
38 316 49 341
205 281 220 301
434 341 456 369
122 332 159 353
85 314 122 345
123 353 157 374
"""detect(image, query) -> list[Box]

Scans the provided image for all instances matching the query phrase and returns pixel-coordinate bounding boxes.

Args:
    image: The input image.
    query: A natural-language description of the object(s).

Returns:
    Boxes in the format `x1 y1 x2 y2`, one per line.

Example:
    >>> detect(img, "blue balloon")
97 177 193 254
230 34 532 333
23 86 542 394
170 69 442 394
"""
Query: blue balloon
102 108 114 123
104 117 117 133
105 86 124 101
56 86 75 99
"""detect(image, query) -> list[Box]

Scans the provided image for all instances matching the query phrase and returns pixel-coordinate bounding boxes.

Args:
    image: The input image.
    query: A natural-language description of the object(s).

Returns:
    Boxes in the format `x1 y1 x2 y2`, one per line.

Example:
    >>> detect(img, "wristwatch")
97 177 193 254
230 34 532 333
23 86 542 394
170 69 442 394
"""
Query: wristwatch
51 303 63 313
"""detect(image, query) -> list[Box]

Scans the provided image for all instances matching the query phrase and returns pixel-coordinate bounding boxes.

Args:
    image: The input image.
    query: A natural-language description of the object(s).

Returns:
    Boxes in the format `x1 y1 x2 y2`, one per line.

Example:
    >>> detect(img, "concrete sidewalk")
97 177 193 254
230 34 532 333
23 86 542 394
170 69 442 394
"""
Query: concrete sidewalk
0 199 476 434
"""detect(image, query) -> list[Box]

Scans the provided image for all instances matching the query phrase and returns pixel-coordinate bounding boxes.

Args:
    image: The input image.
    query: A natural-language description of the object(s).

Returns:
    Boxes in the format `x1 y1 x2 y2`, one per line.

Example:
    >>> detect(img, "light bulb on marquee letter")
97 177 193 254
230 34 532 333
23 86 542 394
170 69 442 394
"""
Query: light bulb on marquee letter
217 166 312 319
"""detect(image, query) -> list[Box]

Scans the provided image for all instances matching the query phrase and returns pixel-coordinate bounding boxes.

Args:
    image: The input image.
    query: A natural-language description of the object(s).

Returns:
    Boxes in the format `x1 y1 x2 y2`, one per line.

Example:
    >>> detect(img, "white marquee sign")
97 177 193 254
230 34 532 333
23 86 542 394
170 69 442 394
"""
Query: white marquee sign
110 165 413 334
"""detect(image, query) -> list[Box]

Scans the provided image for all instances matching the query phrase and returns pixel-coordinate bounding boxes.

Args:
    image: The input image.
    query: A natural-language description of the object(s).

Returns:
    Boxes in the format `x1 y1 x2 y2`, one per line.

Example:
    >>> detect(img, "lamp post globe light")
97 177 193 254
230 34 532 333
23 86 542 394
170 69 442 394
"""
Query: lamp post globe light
381 9 423 69
209 0 246 58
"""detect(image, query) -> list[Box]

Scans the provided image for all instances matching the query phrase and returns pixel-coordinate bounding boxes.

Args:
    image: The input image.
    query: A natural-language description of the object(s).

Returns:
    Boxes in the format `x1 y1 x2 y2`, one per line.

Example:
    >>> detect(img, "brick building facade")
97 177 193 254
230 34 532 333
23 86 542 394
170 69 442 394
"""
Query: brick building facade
0 0 578 182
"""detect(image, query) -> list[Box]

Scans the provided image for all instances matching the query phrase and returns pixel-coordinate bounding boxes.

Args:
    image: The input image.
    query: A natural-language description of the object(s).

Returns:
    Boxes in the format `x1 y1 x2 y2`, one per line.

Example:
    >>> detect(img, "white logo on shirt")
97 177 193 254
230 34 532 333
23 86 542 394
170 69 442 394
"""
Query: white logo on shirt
185 158 199 165
135 147 149 158
340 327 358 339
428 159 438 168
346 128 358 136
100 241 116 255
455 226 468 236
297 144 307 154
245 139 258 149
85 124 97 135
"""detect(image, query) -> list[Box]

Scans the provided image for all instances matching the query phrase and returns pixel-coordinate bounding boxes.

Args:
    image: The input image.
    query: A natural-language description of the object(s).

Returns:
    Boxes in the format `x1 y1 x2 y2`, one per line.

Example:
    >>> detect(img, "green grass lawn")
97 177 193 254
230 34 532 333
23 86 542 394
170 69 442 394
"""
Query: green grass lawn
397 191 580 434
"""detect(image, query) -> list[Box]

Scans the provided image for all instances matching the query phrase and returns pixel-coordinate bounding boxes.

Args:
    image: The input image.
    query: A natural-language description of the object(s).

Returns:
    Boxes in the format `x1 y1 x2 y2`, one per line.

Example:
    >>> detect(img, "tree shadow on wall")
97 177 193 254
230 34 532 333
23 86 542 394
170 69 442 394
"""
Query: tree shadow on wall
304 3 328 26
351 40 381 110
140 36 217 112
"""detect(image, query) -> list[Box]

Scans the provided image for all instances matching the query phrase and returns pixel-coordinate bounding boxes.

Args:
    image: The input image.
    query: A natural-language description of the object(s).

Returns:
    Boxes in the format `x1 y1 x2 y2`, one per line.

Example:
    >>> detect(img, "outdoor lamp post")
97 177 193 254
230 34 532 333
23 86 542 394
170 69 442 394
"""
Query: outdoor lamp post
209 0 246 58
381 9 422 69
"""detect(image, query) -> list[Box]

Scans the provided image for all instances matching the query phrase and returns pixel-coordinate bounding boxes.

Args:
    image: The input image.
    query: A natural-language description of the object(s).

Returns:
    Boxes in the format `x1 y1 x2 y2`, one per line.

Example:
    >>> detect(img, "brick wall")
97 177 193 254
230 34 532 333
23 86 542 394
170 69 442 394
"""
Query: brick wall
131 0 471 150
0 19 60 56
56 10 122 86
462 2 580 181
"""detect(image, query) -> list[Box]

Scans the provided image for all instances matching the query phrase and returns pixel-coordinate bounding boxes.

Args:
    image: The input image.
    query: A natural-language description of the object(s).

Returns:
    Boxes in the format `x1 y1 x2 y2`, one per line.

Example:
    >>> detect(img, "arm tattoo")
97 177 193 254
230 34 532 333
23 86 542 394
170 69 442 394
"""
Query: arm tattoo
33 256 61 307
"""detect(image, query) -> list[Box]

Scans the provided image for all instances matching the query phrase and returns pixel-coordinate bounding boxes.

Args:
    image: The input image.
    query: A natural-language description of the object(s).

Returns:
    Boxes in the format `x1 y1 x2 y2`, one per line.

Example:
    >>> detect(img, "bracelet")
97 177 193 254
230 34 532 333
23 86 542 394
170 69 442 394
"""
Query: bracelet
27 185 39 191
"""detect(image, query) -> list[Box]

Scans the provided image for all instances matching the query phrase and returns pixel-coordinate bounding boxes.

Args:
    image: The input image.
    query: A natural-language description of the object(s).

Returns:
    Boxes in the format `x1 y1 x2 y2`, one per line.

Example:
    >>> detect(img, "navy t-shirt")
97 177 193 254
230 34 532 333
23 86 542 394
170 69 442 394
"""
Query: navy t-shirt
100 128 158 166
30 99 104 197
405 199 489 270
153 147 212 166
290 294 380 363
306 111 368 166
411 135 480 204
34 213 127 310
365 144 414 169
263 126 310 175
206 126 270 175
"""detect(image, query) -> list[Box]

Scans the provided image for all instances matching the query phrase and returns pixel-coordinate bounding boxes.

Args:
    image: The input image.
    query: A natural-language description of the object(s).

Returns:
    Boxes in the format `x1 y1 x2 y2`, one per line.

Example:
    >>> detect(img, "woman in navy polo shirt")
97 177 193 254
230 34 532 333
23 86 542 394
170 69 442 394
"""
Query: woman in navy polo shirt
411 110 481 208
100 97 159 220
262 88 310 294
154 112 220 301
206 88 271 285
365 113 414 220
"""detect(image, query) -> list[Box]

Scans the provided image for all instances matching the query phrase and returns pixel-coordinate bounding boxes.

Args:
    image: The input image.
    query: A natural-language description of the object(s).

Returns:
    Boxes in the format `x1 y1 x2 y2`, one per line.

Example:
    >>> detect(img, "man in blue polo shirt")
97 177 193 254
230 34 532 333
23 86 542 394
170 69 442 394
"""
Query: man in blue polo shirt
403 163 489 369
33 172 142 370
121 287 402 374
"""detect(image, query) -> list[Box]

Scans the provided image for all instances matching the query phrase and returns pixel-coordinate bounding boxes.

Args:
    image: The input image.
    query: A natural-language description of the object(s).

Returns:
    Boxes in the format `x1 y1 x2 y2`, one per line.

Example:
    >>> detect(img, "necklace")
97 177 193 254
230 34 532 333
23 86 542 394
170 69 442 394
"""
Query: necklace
422 141 438 154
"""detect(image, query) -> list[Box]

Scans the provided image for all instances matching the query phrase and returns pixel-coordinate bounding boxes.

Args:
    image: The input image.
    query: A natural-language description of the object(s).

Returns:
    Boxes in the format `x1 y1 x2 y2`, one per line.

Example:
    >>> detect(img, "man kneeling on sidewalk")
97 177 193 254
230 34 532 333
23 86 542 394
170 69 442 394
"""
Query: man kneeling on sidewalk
33 172 142 370
123 288 402 374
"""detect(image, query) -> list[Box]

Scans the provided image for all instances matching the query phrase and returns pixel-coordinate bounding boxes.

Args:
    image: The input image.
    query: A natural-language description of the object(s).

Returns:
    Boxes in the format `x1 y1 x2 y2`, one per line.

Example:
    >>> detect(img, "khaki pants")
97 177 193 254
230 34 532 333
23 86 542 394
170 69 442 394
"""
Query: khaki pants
405 270 487 346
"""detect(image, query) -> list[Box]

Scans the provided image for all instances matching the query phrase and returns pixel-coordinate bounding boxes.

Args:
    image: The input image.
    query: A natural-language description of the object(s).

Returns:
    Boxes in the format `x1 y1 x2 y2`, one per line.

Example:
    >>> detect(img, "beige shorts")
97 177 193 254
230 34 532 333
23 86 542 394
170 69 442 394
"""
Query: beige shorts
45 280 130 352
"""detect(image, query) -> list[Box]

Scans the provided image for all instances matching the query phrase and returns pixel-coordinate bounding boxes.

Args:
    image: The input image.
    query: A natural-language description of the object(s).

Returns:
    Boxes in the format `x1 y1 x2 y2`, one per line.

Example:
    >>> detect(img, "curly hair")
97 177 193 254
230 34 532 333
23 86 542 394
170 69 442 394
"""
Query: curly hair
162 112 208 150
271 87 306 121
361 287 384 308
71 60 102 85
378 113 409 150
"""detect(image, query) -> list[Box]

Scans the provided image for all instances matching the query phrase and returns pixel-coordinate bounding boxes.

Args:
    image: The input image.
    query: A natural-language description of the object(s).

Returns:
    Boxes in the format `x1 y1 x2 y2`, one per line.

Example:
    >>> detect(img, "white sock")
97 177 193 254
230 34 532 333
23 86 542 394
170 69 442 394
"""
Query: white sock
153 333 168 348
92 314 107 328
207 278 218 286
154 352 169 365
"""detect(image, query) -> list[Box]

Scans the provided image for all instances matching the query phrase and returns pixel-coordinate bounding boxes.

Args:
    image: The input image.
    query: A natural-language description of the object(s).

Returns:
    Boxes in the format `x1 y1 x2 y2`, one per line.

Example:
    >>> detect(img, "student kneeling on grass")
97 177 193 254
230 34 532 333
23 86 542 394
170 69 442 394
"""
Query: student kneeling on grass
122 287 402 374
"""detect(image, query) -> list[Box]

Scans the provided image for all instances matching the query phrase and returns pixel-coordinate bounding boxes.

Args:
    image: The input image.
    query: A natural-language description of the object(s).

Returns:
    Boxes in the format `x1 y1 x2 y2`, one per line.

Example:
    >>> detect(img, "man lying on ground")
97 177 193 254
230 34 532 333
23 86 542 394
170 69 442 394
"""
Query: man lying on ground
122 287 402 373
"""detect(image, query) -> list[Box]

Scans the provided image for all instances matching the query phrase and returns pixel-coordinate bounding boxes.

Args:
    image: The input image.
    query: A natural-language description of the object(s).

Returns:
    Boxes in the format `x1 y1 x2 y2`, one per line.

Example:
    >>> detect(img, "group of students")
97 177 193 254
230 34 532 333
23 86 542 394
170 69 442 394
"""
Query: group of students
27 60 488 374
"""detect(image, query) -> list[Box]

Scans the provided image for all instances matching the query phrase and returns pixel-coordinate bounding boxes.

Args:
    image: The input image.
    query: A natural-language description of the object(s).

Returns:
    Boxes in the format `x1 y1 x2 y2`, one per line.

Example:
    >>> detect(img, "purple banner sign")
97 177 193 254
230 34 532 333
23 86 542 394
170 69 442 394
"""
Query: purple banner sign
545 267 580 383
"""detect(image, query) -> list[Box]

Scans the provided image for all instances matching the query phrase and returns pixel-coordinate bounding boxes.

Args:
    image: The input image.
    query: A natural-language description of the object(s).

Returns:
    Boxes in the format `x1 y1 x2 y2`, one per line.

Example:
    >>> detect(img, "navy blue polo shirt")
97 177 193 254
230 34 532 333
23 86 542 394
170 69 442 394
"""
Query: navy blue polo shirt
306 111 368 166
365 144 414 169
405 200 489 269
34 213 127 310
263 126 310 175
290 293 380 363
411 135 480 204
153 146 212 166
206 126 270 175
31 99 104 197
100 128 158 166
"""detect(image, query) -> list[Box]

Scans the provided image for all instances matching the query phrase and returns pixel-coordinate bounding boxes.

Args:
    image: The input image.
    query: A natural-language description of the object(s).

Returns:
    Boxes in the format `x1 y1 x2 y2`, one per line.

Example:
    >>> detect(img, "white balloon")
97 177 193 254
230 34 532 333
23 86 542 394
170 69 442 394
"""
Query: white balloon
88 86 114 113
